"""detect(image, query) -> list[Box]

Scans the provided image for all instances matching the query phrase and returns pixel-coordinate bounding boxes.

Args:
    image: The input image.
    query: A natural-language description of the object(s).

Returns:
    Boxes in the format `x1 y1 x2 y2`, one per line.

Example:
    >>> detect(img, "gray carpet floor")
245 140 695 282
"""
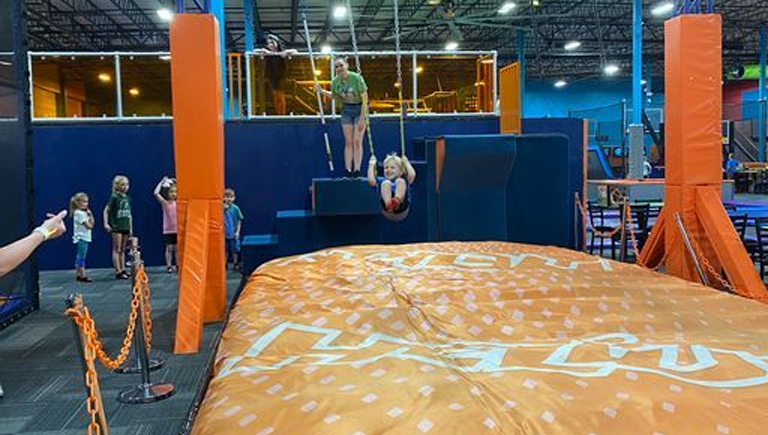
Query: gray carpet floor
0 266 241 435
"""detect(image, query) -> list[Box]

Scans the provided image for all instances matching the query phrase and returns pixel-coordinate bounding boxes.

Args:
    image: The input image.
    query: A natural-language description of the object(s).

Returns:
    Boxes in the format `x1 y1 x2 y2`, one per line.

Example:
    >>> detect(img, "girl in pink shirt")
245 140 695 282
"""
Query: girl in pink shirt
154 176 178 273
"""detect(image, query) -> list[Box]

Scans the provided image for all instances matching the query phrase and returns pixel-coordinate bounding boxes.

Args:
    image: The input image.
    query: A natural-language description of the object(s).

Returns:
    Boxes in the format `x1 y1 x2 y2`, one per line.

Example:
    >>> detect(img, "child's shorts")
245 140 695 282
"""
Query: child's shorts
163 233 178 245
225 238 241 262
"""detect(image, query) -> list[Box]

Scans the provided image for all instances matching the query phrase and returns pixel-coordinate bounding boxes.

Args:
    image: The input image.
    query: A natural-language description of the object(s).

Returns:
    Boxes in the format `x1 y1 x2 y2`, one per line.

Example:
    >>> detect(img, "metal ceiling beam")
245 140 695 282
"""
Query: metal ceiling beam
103 0 168 46
290 0 299 43
55 0 143 47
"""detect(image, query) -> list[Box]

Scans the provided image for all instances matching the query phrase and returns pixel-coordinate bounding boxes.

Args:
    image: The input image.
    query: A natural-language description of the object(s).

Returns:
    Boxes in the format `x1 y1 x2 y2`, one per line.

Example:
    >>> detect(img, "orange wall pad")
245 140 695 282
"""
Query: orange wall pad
174 200 210 354
663 15 722 186
203 200 226 323
170 14 225 201
499 62 521 134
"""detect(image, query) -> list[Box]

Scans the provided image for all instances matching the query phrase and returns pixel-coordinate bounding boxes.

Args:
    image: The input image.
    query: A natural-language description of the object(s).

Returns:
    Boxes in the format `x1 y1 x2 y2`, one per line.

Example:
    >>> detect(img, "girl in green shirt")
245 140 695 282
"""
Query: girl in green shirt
103 175 133 279
318 57 369 177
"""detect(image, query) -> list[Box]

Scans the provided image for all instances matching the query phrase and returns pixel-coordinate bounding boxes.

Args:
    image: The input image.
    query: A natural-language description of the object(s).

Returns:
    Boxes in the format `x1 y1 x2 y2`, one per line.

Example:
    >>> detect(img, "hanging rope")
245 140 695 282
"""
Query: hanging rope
300 2 335 174
393 0 406 157
344 0 376 158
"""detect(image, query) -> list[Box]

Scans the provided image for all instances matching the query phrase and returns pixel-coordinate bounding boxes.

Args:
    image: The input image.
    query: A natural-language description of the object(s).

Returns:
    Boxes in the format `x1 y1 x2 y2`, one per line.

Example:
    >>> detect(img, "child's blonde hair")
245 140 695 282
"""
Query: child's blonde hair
383 154 405 175
112 175 129 193
69 192 88 214
224 187 236 197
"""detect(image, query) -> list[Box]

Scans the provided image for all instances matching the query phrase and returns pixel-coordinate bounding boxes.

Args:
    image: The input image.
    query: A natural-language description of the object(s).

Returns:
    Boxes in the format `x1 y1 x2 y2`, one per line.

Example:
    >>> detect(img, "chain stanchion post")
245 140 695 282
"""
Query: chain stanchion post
673 212 711 287
117 238 175 404
66 294 110 435
619 199 628 262
114 239 164 375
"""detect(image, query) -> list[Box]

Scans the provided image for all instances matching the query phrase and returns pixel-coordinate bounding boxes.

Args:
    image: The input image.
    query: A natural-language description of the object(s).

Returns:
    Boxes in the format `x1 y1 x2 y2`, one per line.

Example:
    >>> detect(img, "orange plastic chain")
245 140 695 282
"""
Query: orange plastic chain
66 276 142 371
574 195 623 239
66 304 105 435
134 266 153 350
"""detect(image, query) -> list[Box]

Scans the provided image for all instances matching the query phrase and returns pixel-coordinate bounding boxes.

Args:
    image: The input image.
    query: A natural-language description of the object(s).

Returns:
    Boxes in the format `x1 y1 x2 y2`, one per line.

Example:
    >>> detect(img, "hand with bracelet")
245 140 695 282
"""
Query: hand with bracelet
0 210 67 277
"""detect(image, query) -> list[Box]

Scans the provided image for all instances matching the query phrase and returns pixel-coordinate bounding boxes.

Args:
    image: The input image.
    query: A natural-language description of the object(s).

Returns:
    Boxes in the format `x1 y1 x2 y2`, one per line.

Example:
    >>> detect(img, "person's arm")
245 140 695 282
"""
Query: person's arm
316 84 333 100
367 156 378 187
83 210 95 230
403 155 416 184
280 49 298 57
153 177 168 205
361 91 370 118
129 198 133 236
0 211 67 278
235 208 244 239
103 203 111 232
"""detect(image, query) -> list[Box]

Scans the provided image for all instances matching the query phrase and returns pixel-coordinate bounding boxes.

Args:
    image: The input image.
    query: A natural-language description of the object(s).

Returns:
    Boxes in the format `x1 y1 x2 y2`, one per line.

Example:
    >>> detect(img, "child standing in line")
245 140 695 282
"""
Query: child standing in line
70 192 95 282
103 175 132 279
223 188 244 270
154 176 178 273
367 153 416 222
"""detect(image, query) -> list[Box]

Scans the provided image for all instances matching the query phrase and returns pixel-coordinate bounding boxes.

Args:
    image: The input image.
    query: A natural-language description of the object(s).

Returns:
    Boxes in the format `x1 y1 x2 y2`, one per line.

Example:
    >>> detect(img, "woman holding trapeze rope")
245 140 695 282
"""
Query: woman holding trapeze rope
317 57 368 178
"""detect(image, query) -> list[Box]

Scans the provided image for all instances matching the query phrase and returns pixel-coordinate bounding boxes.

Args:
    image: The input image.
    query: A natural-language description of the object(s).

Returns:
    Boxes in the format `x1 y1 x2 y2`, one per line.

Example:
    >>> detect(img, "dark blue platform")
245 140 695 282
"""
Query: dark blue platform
311 178 380 216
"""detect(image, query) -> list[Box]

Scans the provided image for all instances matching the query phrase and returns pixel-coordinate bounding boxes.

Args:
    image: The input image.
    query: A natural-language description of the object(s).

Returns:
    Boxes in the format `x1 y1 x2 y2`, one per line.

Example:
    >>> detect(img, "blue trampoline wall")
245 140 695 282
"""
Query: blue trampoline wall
31 116 586 271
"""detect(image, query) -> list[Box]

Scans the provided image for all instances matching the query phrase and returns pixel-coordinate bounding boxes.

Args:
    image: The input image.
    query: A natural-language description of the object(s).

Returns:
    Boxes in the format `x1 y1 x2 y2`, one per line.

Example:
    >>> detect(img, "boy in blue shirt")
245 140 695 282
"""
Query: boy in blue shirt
223 188 244 271
725 153 741 180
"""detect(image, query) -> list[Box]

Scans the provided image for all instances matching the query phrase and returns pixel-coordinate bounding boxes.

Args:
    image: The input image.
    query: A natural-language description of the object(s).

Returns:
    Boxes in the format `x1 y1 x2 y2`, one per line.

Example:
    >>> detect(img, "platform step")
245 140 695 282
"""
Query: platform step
242 234 279 246
240 234 279 274
312 178 380 216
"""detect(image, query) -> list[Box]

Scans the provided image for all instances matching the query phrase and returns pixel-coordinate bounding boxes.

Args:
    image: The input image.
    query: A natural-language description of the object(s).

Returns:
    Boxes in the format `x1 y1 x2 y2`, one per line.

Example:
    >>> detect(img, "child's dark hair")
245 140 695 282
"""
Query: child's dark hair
267 34 283 52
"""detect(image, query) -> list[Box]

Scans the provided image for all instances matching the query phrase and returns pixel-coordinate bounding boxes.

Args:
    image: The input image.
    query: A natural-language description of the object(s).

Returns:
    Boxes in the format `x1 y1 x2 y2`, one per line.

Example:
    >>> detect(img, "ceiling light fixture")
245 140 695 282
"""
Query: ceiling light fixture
651 2 674 16
564 40 581 51
604 64 620 75
498 2 516 14
554 80 567 88
333 5 347 19
445 41 459 51
157 8 173 22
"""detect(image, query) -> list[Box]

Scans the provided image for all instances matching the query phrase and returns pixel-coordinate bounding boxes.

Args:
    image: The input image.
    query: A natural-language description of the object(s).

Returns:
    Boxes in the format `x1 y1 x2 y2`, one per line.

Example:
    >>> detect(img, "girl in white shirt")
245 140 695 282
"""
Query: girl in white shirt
70 192 95 282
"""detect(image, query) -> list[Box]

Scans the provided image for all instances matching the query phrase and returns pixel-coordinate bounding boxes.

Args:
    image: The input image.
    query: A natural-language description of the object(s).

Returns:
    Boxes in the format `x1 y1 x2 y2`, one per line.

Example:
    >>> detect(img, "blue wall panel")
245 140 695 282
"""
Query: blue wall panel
524 79 665 118
32 117 498 270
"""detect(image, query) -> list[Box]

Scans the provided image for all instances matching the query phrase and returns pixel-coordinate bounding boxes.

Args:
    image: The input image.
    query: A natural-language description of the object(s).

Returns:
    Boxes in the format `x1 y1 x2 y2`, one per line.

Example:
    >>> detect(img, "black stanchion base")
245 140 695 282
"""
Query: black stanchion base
114 356 165 374
117 383 175 404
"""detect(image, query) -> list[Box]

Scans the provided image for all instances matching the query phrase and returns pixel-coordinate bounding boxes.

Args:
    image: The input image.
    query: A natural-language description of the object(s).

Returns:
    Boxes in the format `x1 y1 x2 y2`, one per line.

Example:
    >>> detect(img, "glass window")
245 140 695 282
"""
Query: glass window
31 55 117 118
337 54 414 115
0 52 16 119
250 53 329 116
120 55 172 117
415 54 493 114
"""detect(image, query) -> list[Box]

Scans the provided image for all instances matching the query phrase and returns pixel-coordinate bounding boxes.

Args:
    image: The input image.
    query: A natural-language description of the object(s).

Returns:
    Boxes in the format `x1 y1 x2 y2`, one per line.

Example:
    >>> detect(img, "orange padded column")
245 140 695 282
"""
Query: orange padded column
641 14 766 299
171 14 227 353
661 15 722 280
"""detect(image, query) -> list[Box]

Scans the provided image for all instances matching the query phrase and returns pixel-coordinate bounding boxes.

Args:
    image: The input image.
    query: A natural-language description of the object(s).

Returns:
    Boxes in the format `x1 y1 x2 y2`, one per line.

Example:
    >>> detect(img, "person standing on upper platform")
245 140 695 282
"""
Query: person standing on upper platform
317 57 369 178
260 35 297 116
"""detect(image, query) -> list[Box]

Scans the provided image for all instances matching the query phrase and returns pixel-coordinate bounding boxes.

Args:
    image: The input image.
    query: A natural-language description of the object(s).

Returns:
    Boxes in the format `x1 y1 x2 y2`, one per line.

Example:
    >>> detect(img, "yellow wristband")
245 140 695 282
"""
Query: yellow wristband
33 227 54 241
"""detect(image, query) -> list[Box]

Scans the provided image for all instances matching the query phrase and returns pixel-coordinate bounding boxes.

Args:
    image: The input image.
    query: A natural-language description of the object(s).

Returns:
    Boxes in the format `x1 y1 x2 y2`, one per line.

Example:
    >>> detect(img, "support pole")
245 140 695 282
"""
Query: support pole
632 0 642 126
516 28 525 118
244 0 254 53
211 0 228 119
759 26 766 162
